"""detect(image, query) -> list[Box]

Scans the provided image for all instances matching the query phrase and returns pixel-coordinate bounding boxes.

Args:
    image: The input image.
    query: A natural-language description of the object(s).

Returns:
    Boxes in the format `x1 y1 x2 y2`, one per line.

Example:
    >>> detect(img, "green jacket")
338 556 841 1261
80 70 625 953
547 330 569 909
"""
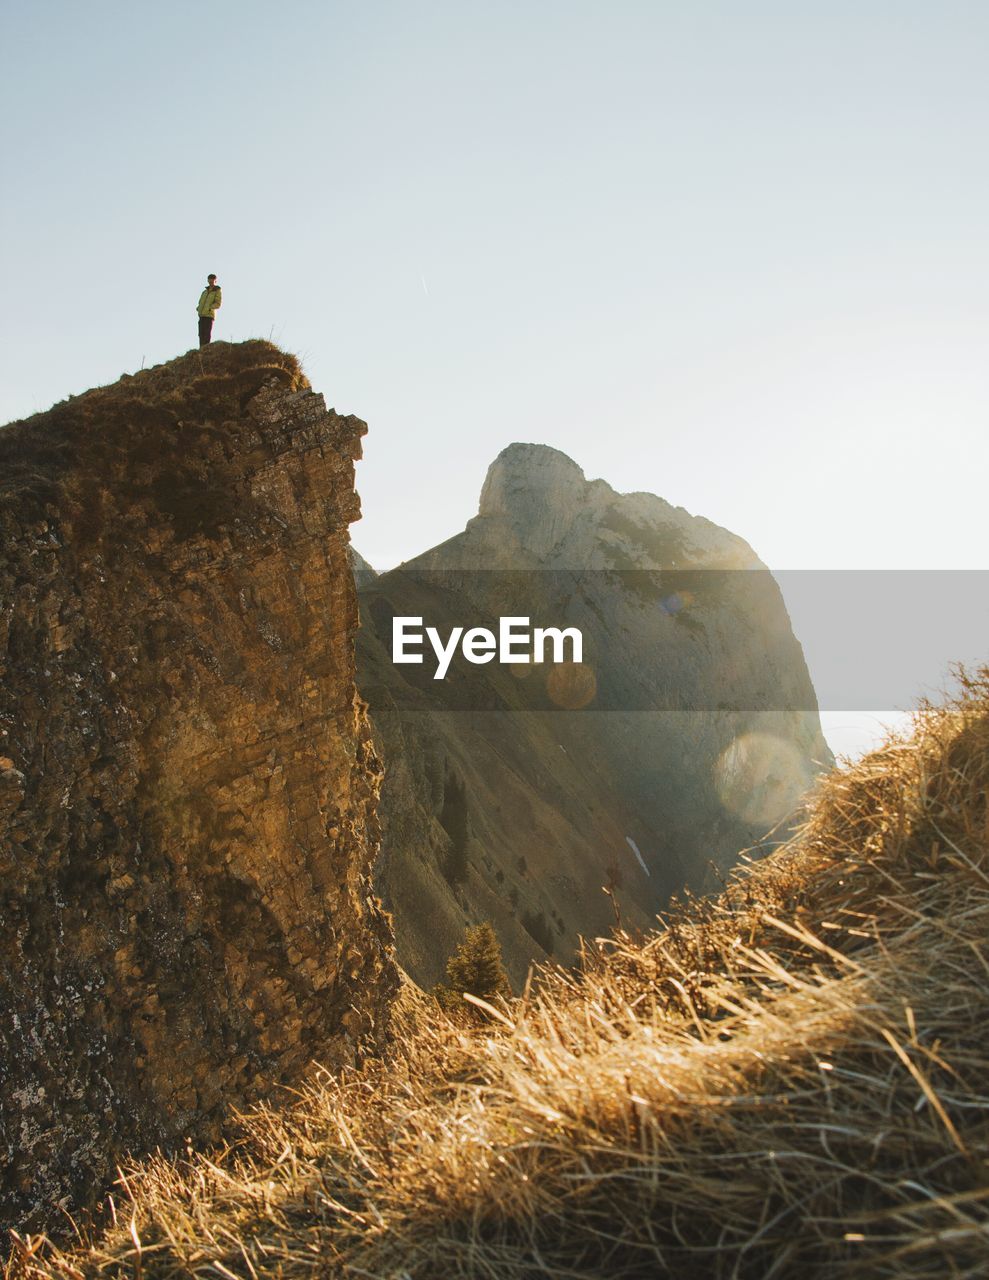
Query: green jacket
197 285 222 318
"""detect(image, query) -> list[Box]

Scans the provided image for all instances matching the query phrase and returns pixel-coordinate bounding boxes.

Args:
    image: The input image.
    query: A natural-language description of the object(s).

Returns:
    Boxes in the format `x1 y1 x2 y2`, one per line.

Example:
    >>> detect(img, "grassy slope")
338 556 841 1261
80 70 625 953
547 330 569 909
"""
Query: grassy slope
9 673 989 1278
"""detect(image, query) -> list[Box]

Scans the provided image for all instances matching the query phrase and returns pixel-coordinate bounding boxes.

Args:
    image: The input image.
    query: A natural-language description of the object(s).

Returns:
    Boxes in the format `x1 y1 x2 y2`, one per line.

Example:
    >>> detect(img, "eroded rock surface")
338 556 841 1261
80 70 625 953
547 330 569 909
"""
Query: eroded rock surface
0 342 396 1232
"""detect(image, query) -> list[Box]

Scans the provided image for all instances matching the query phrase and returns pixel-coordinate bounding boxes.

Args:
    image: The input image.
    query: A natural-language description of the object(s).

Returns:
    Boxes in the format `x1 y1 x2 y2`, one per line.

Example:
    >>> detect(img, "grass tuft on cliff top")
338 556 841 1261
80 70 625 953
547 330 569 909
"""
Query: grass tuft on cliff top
0 341 308 542
9 670 989 1278
0 341 304 491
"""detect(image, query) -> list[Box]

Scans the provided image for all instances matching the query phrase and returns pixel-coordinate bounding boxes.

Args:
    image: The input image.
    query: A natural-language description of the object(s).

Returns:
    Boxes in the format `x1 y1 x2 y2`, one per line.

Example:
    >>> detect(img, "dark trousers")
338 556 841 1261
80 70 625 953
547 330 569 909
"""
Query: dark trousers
198 316 214 347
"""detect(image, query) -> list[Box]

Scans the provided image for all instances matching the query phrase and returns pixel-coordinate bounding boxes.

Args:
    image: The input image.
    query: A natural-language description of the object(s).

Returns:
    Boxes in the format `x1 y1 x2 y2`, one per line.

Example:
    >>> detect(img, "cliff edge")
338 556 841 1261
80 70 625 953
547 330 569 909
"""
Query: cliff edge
0 342 397 1231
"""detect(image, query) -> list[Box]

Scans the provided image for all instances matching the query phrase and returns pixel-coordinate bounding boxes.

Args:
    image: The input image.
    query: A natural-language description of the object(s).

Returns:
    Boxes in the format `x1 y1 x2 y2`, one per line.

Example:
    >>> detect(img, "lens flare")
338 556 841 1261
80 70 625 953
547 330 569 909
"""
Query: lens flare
546 661 597 709
715 731 808 828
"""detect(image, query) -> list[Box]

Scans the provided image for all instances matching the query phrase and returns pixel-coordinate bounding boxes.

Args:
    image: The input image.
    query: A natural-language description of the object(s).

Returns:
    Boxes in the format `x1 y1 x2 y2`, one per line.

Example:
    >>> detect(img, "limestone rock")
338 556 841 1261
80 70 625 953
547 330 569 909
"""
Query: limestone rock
349 547 378 589
0 342 397 1232
358 444 830 987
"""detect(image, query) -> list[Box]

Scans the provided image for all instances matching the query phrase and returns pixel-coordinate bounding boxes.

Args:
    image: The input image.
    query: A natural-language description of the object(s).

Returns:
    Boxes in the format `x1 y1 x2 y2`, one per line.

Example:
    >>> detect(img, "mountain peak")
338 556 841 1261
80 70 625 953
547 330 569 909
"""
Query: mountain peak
471 442 616 560
478 443 593 518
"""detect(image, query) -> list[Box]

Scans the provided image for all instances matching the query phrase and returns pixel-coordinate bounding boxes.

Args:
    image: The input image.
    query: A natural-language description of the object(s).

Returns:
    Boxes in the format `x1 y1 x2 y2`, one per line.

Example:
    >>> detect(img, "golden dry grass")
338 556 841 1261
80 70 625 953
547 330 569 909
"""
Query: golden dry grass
0 341 309 552
9 671 989 1278
0 340 305 517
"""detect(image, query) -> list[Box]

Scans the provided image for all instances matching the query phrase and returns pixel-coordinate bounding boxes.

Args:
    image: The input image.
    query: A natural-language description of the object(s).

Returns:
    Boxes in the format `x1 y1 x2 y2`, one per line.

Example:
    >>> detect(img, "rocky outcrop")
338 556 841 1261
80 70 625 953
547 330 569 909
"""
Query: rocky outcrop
0 342 397 1232
358 444 830 987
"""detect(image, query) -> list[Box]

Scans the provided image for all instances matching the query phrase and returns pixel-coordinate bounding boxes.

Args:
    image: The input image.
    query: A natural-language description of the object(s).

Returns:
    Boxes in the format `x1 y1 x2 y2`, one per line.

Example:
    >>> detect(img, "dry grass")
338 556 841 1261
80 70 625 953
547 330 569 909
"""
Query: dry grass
9 671 989 1278
0 341 305 526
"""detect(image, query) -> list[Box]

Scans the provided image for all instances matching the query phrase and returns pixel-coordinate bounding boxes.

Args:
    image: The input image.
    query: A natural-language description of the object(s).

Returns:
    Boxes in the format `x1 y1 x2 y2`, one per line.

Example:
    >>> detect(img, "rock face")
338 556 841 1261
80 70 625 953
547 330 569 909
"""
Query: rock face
358 444 830 987
0 343 397 1232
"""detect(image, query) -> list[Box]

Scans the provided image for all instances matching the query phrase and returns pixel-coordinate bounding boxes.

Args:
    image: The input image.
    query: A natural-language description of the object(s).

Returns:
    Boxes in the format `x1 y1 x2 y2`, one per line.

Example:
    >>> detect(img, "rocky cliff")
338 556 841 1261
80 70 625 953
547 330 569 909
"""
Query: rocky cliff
358 444 830 986
0 342 397 1232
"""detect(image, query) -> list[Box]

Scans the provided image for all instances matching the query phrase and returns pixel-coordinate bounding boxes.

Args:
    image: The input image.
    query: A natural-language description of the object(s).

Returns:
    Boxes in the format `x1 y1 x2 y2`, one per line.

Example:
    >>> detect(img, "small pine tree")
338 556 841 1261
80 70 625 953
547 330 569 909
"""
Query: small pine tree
435 922 512 1011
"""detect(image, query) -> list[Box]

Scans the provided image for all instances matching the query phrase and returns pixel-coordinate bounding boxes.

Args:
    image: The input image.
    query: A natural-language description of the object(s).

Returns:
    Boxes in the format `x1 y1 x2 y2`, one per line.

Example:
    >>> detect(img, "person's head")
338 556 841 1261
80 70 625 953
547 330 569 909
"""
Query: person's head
207 273 217 285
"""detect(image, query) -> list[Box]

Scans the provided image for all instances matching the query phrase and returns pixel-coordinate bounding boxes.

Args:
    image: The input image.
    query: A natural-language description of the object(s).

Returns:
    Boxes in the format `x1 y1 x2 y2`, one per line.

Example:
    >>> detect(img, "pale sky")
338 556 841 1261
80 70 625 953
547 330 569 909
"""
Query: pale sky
2 1 987 754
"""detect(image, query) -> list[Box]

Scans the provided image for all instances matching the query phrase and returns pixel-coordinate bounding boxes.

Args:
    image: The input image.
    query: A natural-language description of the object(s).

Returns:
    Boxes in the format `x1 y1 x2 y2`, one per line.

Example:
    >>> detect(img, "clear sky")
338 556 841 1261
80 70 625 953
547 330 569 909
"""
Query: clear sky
2 1 986 752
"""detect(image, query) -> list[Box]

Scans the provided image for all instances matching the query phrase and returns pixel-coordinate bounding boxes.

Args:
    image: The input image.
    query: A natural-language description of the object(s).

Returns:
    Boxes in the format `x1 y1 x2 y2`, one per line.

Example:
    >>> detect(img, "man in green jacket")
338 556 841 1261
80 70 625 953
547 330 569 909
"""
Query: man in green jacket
197 274 222 346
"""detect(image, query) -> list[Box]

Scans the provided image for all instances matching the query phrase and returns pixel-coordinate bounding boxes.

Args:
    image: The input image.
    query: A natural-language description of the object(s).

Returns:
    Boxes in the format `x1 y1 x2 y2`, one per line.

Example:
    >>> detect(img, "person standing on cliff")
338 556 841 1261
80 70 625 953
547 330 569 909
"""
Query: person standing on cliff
196 274 222 347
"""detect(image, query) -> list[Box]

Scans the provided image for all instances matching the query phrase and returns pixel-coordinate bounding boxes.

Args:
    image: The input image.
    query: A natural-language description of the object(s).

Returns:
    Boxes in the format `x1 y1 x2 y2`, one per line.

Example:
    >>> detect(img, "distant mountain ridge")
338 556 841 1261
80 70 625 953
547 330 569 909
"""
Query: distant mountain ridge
356 443 830 986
